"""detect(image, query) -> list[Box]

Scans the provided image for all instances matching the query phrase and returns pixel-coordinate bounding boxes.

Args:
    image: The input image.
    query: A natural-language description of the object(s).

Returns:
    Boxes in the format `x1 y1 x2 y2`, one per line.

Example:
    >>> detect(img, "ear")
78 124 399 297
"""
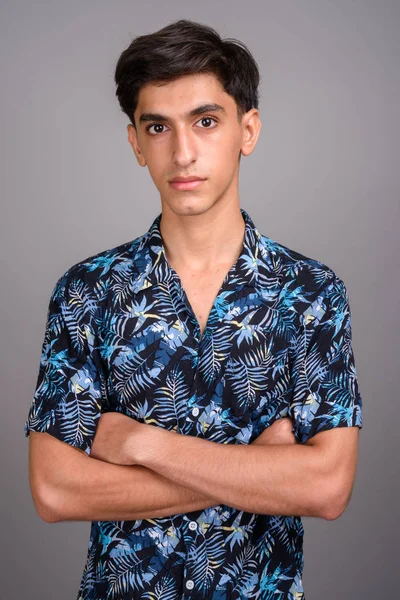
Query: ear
240 109 262 157
127 124 147 167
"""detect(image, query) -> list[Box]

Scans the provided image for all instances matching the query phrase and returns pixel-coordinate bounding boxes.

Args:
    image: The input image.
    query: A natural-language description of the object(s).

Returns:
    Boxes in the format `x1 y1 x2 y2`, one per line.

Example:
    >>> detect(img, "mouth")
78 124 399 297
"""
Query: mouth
169 178 206 191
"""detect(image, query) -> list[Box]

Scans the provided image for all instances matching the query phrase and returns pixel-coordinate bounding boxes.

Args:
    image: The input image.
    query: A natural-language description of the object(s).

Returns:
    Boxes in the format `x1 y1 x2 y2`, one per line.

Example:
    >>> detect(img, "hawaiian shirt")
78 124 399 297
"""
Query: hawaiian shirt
24 207 363 600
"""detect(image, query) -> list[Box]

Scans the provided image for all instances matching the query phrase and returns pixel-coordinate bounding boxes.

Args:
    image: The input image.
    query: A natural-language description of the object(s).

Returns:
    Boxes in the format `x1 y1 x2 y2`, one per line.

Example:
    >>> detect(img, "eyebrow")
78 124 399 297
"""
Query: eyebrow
138 103 227 125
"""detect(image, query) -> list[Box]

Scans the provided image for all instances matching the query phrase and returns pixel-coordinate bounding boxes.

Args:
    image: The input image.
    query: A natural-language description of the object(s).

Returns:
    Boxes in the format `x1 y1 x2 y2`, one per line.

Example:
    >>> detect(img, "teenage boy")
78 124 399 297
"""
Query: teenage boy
25 18 363 600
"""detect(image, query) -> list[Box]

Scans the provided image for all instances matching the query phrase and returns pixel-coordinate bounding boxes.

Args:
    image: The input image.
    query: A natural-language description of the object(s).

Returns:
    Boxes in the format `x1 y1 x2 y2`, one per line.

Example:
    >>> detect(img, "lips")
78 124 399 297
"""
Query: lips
169 177 206 191
169 176 205 183
169 178 205 191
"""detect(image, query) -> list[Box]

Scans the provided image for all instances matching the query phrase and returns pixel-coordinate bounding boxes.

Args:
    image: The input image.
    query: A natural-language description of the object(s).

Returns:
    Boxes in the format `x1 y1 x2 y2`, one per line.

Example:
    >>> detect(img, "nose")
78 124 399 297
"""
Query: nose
172 126 197 167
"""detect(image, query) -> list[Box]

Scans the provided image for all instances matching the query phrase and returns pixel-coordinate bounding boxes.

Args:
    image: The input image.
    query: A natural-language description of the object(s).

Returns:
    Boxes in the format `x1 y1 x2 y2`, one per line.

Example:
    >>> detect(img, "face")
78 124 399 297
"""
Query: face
127 72 262 217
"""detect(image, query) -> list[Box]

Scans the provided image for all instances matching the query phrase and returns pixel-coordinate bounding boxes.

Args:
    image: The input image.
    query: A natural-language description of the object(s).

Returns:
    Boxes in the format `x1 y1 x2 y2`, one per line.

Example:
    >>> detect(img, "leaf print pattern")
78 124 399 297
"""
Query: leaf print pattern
24 208 363 599
288 273 363 444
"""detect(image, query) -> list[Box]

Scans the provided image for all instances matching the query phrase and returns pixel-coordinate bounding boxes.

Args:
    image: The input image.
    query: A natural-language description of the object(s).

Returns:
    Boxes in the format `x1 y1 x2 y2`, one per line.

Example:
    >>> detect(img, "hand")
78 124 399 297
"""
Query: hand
251 417 297 446
90 411 146 465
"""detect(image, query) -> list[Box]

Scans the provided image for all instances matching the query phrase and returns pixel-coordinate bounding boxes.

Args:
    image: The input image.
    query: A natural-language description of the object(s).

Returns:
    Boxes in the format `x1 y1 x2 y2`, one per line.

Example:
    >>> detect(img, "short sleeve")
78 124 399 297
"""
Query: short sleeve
289 274 363 444
24 273 105 455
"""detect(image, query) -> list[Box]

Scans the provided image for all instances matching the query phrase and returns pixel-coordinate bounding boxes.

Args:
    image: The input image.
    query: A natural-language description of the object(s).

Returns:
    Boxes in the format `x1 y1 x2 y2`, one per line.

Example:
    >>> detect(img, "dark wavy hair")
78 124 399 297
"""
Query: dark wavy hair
114 19 261 129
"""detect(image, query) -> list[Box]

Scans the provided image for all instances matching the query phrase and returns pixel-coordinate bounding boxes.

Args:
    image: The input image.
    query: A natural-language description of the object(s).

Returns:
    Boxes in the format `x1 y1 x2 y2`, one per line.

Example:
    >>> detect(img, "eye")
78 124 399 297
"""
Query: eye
196 116 218 129
146 123 167 135
145 116 218 135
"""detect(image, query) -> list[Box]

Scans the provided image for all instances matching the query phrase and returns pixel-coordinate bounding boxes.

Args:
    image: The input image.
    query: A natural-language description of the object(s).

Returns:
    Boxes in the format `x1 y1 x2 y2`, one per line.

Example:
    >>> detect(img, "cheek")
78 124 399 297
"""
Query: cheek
146 160 168 187
208 143 240 179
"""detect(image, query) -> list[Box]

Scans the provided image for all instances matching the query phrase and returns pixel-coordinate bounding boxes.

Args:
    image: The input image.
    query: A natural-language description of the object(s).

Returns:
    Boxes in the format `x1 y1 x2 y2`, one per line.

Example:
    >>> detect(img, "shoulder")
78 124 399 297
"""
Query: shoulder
257 231 348 317
49 232 147 303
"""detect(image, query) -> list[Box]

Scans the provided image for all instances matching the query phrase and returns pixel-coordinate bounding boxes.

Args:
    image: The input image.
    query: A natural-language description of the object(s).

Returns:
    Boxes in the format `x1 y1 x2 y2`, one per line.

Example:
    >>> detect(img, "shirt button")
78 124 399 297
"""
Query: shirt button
192 407 199 416
186 580 194 590
189 520 197 530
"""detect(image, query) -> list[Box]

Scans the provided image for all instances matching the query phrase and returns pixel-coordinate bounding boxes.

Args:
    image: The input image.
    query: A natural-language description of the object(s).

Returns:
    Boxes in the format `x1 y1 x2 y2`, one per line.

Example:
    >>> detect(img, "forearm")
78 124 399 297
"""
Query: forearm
39 439 217 523
138 431 333 518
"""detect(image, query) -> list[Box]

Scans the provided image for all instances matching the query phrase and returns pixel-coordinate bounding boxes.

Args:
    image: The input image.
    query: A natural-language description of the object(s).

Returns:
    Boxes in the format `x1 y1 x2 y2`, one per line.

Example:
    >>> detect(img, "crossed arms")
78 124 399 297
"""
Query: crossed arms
28 413 359 524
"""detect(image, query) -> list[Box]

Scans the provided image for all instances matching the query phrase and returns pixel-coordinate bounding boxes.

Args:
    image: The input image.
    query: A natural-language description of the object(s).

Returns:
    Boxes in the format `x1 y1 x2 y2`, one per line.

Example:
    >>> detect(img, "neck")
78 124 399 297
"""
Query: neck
159 201 246 272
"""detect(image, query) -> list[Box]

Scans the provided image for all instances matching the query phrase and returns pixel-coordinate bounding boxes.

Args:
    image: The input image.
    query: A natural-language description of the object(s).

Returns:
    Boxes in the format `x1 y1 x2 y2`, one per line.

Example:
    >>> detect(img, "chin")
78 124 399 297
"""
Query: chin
162 195 216 217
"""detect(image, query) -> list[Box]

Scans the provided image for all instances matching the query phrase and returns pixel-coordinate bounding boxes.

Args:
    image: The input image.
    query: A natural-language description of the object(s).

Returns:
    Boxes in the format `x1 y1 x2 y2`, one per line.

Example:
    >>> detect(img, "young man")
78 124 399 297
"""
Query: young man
25 19 363 600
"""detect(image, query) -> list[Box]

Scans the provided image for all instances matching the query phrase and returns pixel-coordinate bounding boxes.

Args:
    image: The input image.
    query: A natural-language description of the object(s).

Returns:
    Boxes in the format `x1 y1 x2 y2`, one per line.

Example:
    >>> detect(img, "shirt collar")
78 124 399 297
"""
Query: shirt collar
133 208 265 293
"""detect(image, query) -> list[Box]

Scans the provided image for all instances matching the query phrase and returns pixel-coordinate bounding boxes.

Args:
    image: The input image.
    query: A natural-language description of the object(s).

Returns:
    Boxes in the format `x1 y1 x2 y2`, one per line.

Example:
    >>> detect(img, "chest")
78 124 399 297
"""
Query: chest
99 266 292 445
176 265 232 339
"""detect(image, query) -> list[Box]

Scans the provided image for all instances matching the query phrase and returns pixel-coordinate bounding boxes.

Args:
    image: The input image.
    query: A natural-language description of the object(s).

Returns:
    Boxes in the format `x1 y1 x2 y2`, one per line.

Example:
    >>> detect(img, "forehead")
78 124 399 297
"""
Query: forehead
136 72 235 115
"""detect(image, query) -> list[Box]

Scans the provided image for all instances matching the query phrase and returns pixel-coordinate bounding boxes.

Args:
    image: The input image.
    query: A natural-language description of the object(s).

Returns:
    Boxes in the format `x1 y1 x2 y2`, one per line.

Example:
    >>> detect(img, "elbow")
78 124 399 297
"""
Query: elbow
28 431 74 522
318 479 352 521
37 504 60 524
321 500 346 521
32 481 64 523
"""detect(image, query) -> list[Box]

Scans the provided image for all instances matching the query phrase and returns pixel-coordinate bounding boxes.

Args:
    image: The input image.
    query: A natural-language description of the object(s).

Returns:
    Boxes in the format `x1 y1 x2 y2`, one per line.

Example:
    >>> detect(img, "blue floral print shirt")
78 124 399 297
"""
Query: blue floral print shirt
24 208 363 600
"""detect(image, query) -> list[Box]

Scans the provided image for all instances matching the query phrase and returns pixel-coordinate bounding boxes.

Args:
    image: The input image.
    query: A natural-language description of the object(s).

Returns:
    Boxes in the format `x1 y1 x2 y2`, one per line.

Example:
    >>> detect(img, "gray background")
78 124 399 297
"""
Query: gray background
1 1 398 598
